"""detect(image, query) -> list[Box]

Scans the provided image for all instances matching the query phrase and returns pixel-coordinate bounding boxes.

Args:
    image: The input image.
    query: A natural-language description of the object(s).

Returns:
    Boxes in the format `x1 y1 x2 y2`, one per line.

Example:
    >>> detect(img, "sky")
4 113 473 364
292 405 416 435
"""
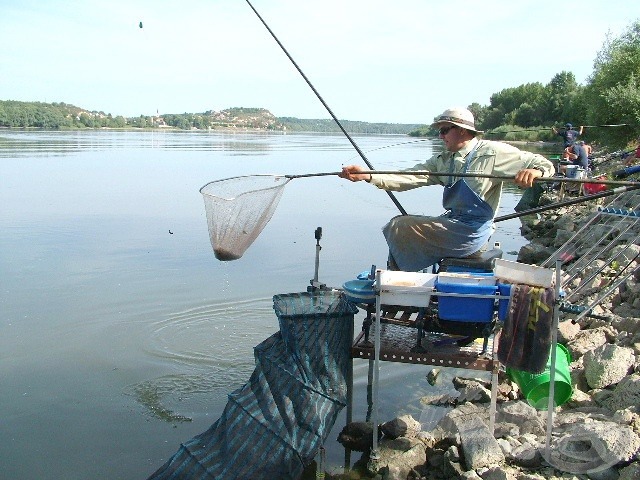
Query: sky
1 0 637 124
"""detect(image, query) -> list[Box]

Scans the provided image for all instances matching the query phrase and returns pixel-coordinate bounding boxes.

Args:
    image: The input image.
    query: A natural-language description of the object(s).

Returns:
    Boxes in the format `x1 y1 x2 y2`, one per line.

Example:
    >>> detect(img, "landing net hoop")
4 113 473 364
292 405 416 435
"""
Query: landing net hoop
200 175 290 261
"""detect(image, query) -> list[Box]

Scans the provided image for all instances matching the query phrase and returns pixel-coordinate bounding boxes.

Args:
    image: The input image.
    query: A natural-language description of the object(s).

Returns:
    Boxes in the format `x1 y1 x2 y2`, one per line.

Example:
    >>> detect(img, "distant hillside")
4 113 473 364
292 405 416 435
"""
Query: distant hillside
0 100 423 134
277 117 423 134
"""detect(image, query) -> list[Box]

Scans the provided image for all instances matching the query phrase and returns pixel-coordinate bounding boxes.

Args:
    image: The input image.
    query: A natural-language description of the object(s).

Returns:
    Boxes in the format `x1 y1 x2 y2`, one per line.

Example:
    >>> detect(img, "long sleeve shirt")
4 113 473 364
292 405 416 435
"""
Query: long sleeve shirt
369 137 555 216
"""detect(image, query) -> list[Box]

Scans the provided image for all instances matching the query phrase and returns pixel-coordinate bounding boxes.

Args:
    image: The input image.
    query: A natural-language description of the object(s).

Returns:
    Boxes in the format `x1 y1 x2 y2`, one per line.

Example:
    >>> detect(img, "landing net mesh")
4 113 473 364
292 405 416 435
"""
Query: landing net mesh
200 175 290 261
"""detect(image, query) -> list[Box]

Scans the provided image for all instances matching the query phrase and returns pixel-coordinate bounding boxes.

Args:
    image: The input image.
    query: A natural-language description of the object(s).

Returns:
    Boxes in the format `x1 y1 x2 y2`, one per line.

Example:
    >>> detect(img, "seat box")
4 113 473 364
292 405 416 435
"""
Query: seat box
435 280 497 322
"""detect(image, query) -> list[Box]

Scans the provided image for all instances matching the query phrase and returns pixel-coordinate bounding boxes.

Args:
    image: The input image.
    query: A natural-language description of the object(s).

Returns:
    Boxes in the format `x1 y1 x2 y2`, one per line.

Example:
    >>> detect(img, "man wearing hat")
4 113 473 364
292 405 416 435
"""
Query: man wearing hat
339 107 555 271
552 123 584 148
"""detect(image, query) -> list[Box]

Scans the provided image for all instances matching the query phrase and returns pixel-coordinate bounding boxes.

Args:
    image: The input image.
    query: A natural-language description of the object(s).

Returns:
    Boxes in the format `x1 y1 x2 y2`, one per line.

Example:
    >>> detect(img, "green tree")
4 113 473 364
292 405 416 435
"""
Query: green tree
583 20 640 147
79 112 95 128
193 114 210 130
488 83 545 122
479 106 507 131
513 102 536 128
543 71 580 125
111 116 127 128
468 102 488 128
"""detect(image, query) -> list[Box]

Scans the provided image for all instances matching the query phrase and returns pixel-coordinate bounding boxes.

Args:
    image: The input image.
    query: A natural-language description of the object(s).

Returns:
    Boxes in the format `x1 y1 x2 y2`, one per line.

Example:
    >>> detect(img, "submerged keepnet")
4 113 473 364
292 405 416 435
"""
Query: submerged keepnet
147 290 357 480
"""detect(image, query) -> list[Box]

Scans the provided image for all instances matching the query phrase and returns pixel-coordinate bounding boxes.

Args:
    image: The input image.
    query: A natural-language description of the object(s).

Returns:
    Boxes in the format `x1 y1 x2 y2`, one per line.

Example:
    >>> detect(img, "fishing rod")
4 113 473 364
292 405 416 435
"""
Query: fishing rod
571 259 640 325
577 123 631 128
481 123 632 135
494 184 640 222
483 127 556 135
285 170 640 187
244 0 407 216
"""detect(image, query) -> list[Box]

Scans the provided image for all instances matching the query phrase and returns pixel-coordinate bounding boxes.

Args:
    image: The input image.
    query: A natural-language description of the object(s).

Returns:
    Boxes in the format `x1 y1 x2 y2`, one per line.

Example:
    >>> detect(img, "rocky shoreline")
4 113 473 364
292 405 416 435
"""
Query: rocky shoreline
330 152 640 480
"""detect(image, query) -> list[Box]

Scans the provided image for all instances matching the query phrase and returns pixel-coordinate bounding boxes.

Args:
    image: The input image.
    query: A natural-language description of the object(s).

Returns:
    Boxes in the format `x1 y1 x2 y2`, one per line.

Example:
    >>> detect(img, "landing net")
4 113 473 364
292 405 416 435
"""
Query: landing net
200 175 290 261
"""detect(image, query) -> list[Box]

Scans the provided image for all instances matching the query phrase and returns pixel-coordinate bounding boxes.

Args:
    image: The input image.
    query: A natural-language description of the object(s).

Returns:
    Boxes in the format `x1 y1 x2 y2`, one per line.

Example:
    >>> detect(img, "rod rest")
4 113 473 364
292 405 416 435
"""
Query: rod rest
439 247 503 272
598 207 640 217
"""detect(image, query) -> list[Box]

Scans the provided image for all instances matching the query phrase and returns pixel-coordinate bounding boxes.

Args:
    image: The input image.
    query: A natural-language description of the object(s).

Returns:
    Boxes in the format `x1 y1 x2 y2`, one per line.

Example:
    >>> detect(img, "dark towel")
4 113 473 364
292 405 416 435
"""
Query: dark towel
497 284 555 374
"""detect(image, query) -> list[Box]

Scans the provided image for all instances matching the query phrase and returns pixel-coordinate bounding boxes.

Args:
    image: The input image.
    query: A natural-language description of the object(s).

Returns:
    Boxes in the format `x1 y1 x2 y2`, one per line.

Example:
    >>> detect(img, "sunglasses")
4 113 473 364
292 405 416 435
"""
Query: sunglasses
438 125 457 136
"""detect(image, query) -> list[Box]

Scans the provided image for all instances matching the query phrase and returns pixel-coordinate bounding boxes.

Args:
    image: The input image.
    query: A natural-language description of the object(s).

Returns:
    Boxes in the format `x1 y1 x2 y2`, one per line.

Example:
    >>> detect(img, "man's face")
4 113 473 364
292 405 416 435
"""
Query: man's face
438 123 468 152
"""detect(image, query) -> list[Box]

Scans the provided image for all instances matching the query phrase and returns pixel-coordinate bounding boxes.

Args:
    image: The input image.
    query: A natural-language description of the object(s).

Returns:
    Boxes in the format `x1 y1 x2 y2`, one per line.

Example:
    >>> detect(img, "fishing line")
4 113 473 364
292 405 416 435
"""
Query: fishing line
483 123 631 135
346 138 431 159
244 0 407 215
343 138 433 170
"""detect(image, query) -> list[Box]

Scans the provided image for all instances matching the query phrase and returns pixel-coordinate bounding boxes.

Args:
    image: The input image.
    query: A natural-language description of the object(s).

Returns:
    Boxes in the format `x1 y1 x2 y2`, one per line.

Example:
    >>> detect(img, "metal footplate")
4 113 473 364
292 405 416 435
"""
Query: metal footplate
351 308 498 372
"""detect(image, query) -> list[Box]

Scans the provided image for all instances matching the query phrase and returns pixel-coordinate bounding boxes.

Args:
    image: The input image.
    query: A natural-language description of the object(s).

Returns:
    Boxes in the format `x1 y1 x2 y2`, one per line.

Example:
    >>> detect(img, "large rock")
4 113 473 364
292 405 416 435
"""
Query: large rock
366 436 426 480
545 419 640 473
613 302 640 318
451 376 492 404
510 440 543 469
584 343 635 389
608 314 640 337
517 243 554 264
443 445 465 478
611 243 640 267
495 401 545 436
566 327 613 358
454 416 505 470
436 402 488 439
554 228 575 248
600 374 640 411
380 414 421 440
618 462 640 480
557 319 581 343
337 422 376 452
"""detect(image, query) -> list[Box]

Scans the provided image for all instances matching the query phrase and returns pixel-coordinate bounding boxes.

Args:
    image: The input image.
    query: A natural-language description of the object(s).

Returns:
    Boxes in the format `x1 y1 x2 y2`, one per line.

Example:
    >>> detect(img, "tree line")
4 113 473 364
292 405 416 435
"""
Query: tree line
277 117 422 134
0 101 421 135
0 101 127 129
411 19 640 149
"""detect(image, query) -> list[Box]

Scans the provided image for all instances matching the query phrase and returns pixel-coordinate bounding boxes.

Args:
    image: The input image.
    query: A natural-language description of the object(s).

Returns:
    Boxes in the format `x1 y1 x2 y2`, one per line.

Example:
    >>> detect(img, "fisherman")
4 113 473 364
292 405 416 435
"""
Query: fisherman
552 123 584 147
562 141 591 171
339 107 555 272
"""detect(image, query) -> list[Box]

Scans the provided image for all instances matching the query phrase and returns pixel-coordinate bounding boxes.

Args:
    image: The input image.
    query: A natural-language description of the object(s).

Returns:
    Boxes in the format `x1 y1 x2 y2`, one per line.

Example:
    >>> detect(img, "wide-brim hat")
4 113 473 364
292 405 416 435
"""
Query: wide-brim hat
431 107 483 133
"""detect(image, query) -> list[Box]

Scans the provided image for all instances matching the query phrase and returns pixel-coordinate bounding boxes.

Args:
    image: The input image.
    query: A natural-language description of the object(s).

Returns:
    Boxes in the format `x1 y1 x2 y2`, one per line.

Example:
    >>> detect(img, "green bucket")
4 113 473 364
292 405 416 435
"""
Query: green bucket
506 344 573 410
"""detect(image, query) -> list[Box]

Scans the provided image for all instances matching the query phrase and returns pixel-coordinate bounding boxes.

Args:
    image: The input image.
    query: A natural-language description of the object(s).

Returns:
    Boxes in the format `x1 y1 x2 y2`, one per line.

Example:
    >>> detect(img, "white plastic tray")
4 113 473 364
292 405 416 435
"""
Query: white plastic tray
493 258 554 288
378 270 437 307
437 271 496 285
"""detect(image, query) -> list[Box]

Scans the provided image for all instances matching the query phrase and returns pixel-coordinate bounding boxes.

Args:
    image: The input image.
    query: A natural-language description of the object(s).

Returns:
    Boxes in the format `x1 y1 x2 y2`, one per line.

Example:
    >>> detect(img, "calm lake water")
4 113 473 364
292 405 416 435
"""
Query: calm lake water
1 130 532 479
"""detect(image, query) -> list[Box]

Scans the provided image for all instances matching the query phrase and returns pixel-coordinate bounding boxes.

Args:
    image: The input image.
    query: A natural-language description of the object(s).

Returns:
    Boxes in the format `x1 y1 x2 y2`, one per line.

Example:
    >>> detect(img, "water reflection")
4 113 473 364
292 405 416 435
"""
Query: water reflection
0 129 371 158
0 130 532 479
